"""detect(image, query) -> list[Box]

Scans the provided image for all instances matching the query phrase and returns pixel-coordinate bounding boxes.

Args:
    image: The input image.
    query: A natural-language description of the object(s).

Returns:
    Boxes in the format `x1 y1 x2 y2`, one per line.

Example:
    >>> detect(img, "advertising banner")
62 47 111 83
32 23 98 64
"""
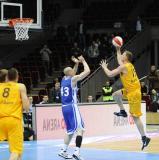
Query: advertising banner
35 103 146 140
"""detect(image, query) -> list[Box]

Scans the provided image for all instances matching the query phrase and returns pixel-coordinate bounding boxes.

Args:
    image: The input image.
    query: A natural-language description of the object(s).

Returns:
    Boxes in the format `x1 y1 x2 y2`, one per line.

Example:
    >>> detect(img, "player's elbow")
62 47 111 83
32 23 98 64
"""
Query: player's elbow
107 73 114 78
85 69 90 76
86 70 90 77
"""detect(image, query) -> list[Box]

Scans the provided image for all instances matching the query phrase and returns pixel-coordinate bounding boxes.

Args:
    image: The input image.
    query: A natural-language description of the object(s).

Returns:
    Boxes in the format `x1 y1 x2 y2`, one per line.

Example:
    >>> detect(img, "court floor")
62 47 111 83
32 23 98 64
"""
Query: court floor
0 125 159 160
0 137 159 160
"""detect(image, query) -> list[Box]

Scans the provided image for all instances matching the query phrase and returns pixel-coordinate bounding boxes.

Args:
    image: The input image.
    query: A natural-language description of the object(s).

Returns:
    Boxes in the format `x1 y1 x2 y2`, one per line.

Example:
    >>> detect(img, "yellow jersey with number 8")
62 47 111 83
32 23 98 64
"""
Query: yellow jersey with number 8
0 82 22 120
120 63 141 93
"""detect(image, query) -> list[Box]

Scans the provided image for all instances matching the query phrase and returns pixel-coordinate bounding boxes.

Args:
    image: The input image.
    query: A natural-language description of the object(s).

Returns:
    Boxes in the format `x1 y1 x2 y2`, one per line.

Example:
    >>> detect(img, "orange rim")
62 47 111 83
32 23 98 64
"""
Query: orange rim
9 18 33 27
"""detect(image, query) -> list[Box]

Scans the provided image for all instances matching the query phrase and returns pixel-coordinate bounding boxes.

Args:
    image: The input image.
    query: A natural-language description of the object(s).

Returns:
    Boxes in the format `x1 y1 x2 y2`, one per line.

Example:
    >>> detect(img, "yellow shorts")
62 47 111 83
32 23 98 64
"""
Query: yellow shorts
122 88 142 117
0 117 23 154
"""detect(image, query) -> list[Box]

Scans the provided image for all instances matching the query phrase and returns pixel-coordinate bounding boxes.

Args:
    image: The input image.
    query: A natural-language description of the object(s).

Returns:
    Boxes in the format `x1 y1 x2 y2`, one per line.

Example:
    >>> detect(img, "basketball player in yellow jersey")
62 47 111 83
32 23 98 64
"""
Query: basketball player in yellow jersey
0 68 30 160
100 47 150 150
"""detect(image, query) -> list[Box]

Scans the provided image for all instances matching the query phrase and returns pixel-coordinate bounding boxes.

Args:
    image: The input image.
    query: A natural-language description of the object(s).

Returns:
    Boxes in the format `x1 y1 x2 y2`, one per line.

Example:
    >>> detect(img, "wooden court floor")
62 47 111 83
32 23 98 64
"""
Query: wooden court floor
84 136 159 153
84 125 159 154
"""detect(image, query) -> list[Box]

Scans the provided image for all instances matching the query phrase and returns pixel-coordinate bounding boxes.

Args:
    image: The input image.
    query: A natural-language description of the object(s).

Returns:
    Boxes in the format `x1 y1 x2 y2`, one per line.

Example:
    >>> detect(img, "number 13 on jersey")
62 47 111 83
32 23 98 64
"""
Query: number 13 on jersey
61 87 69 97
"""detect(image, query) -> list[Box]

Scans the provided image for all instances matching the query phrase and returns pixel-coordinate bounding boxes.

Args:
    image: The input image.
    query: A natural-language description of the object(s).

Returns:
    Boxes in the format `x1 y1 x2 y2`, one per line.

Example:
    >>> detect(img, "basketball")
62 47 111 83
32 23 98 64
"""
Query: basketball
112 36 123 47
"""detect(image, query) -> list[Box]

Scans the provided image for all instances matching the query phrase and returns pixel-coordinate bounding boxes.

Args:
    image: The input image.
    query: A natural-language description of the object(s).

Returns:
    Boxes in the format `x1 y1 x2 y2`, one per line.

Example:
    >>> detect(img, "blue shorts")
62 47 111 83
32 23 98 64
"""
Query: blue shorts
62 104 84 134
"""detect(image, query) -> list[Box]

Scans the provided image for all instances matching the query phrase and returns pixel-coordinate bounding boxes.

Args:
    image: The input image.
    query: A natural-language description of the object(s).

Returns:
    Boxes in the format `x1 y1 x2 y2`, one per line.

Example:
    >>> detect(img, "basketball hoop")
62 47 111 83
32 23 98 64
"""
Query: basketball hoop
9 18 33 41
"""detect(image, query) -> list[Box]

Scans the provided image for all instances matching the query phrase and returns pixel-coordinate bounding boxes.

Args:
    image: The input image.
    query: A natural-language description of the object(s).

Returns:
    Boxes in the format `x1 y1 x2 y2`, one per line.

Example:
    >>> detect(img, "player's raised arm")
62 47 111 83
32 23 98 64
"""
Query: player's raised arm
116 46 123 65
71 56 79 74
19 83 30 112
72 56 90 85
100 59 125 77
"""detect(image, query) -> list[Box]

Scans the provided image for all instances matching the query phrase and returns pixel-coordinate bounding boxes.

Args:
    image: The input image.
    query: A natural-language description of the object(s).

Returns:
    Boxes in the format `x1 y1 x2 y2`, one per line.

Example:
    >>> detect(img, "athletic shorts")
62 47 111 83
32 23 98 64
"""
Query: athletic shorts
122 88 142 117
0 117 23 154
62 104 84 134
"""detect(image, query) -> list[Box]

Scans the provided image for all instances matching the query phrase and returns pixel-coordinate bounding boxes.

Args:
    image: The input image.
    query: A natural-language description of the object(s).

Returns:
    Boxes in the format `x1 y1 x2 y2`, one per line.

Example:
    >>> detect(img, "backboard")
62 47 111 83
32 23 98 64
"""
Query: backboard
0 0 42 29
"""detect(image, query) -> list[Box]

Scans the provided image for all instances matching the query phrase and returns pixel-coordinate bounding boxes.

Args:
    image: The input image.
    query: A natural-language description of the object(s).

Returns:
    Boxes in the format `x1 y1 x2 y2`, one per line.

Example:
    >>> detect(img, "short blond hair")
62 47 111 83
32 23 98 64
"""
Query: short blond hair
125 50 133 62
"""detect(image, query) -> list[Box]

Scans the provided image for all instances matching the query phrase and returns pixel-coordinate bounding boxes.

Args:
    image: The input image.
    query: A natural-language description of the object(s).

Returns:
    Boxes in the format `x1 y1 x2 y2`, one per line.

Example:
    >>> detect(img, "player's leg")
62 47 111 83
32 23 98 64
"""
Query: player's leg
63 133 74 151
18 155 22 160
73 105 85 160
113 89 127 117
9 153 22 160
133 116 151 150
128 90 151 150
59 105 76 159
0 118 10 158
9 153 19 160
8 118 23 160
73 129 84 160
59 133 74 159
0 118 22 160
10 152 22 160
133 116 146 137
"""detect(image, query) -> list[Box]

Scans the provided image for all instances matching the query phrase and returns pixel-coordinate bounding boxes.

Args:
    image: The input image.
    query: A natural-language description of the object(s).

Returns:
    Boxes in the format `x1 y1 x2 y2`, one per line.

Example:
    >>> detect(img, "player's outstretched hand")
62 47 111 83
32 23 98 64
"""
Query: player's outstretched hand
71 56 79 64
78 55 85 63
100 60 108 69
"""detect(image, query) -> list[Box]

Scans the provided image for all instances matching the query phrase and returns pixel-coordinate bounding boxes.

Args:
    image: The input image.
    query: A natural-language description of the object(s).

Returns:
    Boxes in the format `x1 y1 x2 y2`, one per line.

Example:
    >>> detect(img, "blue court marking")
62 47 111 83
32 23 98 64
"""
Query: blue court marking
0 140 158 160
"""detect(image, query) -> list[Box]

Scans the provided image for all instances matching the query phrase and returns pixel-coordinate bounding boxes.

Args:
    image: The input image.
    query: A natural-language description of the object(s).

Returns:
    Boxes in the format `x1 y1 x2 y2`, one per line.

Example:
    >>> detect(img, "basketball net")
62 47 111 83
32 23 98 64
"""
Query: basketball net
14 22 32 41
9 18 33 41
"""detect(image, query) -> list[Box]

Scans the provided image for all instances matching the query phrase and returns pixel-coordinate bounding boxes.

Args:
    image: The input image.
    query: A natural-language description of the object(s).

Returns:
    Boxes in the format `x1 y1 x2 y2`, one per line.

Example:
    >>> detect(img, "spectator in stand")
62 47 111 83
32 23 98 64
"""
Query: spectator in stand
50 82 61 103
55 78 59 82
102 81 113 102
53 77 59 86
149 65 157 77
78 20 86 49
71 42 82 57
141 82 148 97
40 45 52 76
24 97 33 128
40 95 49 104
87 41 100 66
141 82 151 111
150 89 159 112
96 38 101 46
47 78 59 93
148 65 158 90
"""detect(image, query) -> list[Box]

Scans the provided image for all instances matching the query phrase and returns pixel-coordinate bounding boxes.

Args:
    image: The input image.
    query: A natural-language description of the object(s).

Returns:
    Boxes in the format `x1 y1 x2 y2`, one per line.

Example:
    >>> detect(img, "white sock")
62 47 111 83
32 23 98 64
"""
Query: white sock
75 147 80 155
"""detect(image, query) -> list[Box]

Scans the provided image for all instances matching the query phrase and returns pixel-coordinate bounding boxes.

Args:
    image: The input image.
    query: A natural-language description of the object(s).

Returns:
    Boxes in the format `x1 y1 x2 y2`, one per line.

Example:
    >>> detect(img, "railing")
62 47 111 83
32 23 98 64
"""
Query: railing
80 26 151 102
140 76 148 81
